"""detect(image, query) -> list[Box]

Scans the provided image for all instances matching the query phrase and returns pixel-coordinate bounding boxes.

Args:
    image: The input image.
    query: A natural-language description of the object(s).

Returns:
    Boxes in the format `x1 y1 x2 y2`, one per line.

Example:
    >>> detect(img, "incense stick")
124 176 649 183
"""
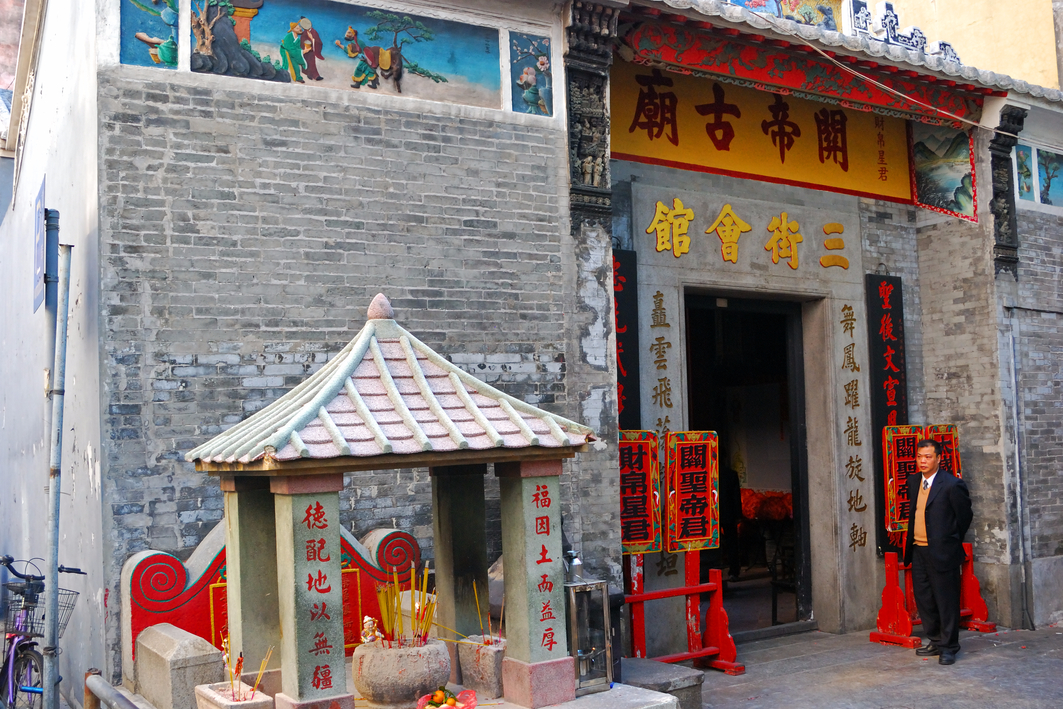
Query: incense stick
473 580 485 640
250 646 274 697
497 593 505 645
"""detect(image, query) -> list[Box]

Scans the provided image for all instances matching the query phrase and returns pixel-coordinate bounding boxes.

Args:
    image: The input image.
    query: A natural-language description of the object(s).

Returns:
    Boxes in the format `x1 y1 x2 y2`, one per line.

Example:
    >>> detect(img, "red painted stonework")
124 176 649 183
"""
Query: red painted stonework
123 526 420 660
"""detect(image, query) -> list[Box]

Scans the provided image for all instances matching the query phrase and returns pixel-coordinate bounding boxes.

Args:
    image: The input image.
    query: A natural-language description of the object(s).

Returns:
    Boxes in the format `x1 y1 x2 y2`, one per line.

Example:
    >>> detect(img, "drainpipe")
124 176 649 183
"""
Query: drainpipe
1005 306 1034 630
43 208 70 709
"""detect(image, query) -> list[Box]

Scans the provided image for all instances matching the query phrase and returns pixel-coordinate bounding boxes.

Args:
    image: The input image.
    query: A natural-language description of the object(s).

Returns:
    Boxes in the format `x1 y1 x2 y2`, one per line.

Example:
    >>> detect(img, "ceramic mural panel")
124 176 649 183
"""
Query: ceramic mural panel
188 0 502 108
729 0 842 29
1016 145 1035 202
1037 148 1063 206
121 0 179 68
510 32 552 116
909 121 977 222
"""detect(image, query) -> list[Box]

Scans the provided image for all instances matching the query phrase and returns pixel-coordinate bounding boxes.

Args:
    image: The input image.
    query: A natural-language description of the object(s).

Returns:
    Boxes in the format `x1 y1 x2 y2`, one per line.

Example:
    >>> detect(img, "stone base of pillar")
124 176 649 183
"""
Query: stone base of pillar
274 692 354 709
502 656 576 708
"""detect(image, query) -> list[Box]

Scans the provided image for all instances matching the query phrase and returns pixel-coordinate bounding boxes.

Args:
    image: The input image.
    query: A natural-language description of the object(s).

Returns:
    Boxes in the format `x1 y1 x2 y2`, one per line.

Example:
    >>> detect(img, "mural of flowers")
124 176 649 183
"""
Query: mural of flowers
510 32 552 116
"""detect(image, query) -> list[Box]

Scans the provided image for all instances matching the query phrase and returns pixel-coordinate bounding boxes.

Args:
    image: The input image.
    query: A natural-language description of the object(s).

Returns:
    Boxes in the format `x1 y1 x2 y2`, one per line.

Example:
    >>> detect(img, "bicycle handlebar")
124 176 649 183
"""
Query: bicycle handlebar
0 556 85 580
0 556 43 582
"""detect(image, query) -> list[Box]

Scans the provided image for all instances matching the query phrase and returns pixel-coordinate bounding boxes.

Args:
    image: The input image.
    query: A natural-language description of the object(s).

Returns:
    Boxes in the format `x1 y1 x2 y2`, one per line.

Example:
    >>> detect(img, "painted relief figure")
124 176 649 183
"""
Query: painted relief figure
1016 145 1034 202
219 0 500 107
121 0 178 68
279 21 308 82
190 0 289 81
301 18 326 81
511 33 552 116
910 122 975 220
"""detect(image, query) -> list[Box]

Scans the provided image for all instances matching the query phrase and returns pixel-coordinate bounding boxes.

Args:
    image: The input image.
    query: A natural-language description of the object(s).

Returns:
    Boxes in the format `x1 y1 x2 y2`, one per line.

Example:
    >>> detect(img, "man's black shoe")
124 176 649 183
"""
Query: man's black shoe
938 651 957 665
915 644 942 656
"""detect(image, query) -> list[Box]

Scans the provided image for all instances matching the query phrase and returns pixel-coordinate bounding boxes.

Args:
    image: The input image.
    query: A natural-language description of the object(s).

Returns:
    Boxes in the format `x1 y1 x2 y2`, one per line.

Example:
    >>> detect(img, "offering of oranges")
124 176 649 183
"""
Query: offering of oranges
417 687 477 709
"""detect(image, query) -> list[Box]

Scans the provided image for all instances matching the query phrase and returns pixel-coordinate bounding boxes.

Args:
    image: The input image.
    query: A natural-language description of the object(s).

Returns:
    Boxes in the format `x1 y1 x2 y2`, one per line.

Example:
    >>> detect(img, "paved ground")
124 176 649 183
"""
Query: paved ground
700 625 1063 708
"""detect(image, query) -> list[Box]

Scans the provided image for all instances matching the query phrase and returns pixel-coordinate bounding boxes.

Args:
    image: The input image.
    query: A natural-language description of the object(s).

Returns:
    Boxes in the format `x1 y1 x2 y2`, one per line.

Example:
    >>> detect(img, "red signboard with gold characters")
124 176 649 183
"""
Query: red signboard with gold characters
665 431 720 553
883 425 962 533
619 430 662 555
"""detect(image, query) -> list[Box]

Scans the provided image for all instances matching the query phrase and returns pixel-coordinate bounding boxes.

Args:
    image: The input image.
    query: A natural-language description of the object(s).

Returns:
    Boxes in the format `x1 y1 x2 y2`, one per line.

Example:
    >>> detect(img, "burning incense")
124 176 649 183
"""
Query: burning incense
473 580 485 640
251 646 273 697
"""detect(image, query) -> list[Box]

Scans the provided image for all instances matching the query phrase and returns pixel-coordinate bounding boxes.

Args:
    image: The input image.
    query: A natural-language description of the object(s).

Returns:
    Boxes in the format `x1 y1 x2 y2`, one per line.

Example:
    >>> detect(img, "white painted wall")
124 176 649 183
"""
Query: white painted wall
0 0 102 703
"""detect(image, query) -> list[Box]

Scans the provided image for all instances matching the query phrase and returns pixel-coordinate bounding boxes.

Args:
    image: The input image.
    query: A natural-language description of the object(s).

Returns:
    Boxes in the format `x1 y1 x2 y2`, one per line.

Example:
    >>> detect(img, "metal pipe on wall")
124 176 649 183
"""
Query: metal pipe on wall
43 212 70 709
1006 306 1034 631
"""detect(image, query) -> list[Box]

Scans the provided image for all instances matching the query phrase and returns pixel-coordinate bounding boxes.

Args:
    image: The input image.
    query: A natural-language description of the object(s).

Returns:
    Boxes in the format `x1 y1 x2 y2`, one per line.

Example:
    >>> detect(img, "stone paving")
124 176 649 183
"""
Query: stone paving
700 625 1063 708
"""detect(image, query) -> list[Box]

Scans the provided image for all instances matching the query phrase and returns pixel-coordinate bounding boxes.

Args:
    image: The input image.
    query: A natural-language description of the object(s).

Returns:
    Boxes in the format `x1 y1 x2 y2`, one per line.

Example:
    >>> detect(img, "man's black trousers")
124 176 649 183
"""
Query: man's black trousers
910 544 962 652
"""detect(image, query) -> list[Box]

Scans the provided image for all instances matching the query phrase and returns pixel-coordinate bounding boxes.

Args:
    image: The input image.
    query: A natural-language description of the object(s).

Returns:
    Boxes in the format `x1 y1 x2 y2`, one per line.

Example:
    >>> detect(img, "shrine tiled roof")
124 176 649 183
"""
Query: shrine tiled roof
643 0 1063 104
186 295 595 467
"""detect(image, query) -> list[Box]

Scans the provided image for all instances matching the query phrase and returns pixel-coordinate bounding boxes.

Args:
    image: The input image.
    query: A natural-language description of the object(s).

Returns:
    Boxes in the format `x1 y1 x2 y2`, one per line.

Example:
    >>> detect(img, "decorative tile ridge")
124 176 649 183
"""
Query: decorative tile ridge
638 0 1063 104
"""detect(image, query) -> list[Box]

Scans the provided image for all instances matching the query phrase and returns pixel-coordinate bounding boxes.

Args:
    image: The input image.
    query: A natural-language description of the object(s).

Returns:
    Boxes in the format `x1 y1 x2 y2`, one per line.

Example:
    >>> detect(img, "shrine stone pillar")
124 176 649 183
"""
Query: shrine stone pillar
272 474 353 709
496 460 573 709
221 477 281 669
430 464 490 685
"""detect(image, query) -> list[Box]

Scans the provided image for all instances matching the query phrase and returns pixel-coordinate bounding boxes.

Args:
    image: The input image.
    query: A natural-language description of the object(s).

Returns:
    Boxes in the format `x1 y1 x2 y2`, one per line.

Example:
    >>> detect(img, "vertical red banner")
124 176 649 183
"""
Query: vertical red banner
665 432 720 553
619 430 661 554
882 425 923 534
927 424 962 479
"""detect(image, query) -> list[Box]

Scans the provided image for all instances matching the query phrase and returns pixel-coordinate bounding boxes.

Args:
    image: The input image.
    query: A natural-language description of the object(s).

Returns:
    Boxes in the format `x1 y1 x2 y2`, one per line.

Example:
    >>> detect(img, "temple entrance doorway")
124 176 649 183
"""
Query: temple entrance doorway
685 294 812 638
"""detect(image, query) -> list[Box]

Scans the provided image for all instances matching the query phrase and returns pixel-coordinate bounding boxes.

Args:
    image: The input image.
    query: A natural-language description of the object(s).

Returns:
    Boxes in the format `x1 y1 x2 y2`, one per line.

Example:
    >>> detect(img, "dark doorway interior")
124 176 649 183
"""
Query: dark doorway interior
685 295 811 634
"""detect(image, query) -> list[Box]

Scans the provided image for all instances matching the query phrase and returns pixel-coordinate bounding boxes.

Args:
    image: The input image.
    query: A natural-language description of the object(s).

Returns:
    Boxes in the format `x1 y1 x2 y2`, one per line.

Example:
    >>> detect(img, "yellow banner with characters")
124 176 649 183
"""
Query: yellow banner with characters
611 59 913 203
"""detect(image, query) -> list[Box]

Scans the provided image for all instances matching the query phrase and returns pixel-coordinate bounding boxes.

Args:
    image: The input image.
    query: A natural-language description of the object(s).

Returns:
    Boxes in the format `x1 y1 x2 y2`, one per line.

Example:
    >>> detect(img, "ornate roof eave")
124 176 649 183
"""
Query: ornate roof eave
635 0 1063 106
187 295 595 474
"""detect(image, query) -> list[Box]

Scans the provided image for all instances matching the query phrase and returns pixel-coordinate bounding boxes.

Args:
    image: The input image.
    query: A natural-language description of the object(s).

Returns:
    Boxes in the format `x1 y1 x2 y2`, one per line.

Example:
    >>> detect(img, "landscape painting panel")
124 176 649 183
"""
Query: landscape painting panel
190 0 502 108
1037 148 1063 206
121 0 179 69
910 122 976 222
510 33 552 116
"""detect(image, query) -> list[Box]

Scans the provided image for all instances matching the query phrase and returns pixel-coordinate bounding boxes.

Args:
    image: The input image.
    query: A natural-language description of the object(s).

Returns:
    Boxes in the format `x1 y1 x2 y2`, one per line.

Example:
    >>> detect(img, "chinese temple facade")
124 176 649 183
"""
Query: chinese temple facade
1 0 1063 702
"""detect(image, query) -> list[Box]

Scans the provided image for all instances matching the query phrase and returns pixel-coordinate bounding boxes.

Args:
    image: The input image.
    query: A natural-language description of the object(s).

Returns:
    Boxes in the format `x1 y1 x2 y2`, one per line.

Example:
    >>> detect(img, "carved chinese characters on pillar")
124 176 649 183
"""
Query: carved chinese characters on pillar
665 432 720 553
865 275 909 554
837 304 867 552
526 477 564 660
619 430 662 554
292 494 344 698
648 291 673 438
614 250 642 430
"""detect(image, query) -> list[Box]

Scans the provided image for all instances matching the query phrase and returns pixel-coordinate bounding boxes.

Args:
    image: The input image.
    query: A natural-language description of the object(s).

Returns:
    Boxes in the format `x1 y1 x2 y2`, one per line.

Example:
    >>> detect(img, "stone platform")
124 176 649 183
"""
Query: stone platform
351 682 677 709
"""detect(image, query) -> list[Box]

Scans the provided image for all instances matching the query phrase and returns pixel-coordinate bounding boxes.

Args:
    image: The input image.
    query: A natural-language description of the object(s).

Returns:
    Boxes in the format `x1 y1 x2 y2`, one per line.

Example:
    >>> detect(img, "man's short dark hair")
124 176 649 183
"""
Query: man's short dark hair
917 439 942 456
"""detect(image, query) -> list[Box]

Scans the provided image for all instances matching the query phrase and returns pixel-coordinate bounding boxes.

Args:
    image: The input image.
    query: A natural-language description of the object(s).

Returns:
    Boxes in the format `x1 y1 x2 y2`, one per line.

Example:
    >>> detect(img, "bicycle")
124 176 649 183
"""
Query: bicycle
0 556 84 709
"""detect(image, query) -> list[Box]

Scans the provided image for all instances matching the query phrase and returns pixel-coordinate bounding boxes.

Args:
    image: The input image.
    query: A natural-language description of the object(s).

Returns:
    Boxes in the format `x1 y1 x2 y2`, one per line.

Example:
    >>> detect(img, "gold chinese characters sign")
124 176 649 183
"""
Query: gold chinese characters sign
611 60 913 203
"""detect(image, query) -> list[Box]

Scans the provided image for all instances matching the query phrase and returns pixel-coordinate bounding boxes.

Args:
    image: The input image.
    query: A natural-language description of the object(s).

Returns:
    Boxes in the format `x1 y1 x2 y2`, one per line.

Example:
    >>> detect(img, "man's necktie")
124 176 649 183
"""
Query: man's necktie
923 479 929 490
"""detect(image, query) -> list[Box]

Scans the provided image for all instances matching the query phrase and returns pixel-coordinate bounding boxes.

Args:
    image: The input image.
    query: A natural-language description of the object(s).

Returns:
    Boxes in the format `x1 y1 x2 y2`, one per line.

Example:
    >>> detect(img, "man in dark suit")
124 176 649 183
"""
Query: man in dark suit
904 438 973 665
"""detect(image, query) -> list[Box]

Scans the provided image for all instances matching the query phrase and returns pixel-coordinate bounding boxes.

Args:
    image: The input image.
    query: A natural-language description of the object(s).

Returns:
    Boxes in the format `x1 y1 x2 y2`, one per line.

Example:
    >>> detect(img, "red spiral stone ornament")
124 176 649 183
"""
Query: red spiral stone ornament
375 530 420 576
134 553 187 607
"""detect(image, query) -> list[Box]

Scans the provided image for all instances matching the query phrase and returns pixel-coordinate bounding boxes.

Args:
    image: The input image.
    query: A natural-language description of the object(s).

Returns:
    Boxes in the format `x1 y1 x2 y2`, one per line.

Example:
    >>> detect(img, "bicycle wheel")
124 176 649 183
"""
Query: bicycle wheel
6 649 42 709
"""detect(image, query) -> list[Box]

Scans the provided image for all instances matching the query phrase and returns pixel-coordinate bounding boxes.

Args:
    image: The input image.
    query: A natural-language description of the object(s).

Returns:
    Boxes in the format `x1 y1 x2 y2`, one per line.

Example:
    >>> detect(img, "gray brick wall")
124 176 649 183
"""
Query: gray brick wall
915 143 1010 567
1014 208 1063 560
98 68 620 670
859 199 926 424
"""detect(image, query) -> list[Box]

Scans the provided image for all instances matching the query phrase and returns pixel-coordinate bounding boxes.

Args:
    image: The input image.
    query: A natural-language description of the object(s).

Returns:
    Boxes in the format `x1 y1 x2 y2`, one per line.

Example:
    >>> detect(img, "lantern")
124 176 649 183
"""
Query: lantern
564 579 612 696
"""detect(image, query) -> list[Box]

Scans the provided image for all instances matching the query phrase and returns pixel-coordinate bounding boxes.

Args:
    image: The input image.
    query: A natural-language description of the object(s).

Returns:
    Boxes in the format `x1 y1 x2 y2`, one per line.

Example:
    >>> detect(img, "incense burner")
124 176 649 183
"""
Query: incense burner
352 639 450 709
194 681 273 709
